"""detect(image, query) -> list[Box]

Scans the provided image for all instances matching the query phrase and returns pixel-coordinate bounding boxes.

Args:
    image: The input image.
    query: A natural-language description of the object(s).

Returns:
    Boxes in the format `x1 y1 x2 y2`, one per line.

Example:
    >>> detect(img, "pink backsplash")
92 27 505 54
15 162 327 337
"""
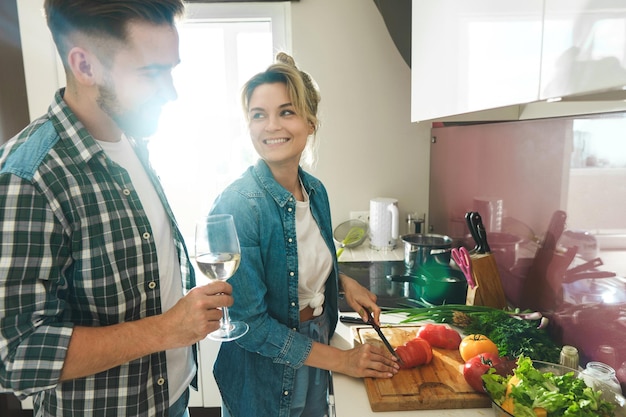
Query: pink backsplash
429 115 626 391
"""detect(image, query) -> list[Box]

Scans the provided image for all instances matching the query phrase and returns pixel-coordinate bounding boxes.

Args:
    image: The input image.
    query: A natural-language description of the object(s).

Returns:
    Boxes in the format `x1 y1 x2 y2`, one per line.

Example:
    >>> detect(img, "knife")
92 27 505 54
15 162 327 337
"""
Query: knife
366 312 402 364
465 211 481 253
340 315 395 326
327 371 336 417
473 212 491 253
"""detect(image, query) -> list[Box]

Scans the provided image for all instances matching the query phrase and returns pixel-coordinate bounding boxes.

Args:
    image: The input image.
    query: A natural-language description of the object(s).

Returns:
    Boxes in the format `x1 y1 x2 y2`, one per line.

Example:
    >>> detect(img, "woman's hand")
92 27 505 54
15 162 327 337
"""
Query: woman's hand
339 273 381 325
340 343 400 378
305 341 399 379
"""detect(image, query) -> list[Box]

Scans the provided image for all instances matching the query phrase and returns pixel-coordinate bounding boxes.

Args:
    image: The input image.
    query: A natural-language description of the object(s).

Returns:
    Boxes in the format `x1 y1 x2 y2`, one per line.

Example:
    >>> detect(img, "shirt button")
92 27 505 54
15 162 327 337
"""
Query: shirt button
283 391 289 396
288 238 293 243
157 377 165 386
287 207 293 212
143 232 151 240
122 188 131 196
291 302 296 307
289 272 295 277
148 281 157 290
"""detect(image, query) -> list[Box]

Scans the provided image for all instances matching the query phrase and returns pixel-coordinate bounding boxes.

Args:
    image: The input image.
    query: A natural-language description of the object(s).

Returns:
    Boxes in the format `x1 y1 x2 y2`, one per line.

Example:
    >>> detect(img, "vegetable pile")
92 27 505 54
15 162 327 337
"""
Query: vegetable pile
392 305 561 363
483 355 618 417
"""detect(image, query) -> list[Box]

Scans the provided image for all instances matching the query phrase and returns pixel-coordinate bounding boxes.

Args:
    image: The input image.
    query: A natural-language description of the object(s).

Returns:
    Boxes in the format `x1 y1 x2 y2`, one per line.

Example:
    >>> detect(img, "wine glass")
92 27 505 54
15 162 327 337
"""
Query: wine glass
195 214 248 341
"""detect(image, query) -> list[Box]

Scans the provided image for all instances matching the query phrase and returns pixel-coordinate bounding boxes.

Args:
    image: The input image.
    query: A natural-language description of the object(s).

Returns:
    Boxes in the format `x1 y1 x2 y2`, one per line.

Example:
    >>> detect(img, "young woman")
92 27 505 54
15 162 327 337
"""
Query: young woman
210 53 399 417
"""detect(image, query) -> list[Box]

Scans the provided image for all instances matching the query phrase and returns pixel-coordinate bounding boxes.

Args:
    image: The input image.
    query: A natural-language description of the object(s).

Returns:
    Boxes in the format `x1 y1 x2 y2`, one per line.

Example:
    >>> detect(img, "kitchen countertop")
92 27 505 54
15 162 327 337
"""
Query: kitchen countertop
330 312 493 417
332 241 493 416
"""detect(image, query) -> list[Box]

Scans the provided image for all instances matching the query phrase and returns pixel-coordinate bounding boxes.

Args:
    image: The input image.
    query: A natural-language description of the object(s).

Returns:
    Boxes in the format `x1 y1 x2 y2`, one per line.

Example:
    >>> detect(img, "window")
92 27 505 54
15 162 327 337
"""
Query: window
147 3 291 245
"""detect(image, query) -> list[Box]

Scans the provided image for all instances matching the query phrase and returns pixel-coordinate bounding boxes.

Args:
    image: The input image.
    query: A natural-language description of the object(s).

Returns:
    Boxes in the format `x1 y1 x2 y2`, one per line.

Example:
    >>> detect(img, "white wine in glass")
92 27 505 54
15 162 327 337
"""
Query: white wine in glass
195 214 248 341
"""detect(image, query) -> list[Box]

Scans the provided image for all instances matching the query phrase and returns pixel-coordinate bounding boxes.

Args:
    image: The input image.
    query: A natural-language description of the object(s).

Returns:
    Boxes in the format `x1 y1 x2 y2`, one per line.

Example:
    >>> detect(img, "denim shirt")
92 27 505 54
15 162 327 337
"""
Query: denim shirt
210 159 339 417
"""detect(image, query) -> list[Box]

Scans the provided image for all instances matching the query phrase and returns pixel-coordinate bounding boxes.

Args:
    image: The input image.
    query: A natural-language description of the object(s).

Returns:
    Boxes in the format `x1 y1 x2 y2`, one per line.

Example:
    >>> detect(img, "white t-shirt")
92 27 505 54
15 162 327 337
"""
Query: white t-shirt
295 184 332 317
98 135 194 404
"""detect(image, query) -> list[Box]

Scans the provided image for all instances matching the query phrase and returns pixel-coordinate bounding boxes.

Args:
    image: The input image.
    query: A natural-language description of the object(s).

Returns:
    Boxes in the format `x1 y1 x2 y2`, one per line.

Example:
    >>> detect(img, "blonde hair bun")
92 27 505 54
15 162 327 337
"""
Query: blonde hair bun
275 52 296 67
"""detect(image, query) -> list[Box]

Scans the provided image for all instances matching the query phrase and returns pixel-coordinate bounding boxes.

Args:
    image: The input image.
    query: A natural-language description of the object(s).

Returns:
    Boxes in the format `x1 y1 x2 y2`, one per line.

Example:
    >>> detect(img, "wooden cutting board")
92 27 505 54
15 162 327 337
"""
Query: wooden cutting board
355 325 492 412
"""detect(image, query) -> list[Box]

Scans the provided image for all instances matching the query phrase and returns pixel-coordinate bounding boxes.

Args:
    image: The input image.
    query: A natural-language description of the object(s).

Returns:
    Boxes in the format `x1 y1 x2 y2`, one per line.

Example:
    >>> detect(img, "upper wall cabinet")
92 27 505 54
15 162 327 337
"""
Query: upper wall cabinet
411 1 543 122
411 0 626 123
541 0 626 100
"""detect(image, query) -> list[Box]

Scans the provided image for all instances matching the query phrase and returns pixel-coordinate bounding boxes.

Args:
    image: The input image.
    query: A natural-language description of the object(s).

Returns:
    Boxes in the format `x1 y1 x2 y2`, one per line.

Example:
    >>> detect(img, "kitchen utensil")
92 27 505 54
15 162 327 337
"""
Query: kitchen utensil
401 233 453 275
465 212 508 309
473 212 492 253
473 197 503 233
487 232 523 270
339 316 396 325
369 197 399 250
366 311 403 363
333 219 368 258
327 371 336 417
465 211 481 253
387 266 468 305
451 246 475 289
545 246 577 302
559 229 599 261
560 256 616 283
355 325 491 411
519 210 567 311
564 256 603 276
562 270 617 282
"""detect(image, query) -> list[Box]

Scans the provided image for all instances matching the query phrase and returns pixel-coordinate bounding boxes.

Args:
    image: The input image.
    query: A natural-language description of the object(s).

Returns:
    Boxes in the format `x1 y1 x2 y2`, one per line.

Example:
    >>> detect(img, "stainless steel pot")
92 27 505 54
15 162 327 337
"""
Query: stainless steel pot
402 233 453 274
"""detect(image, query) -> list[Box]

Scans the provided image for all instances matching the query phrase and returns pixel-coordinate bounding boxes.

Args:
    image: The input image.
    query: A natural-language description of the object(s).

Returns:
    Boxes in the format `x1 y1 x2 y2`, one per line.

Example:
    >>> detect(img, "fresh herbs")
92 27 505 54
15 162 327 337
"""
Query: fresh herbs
391 305 562 363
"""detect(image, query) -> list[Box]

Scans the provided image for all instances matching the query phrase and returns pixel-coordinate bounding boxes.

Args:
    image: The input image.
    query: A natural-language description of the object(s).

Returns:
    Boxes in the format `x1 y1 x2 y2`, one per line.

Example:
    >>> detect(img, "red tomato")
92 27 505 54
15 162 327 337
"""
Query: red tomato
416 324 462 349
463 352 502 393
395 337 433 369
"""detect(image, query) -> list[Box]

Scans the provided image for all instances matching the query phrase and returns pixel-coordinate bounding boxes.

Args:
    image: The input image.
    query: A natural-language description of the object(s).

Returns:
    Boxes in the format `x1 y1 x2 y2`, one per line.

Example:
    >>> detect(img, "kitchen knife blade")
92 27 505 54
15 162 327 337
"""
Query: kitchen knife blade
366 312 402 363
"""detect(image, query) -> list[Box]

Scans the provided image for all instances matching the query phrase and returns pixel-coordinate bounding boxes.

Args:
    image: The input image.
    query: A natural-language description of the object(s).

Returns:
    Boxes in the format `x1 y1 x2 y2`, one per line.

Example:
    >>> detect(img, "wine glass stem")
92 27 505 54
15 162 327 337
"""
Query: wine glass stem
221 307 234 334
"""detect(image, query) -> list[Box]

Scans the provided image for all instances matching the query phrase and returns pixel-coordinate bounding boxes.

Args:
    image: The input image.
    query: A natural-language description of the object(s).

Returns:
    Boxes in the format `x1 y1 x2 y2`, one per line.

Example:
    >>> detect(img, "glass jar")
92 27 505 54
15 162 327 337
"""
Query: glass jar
559 345 579 370
581 361 622 395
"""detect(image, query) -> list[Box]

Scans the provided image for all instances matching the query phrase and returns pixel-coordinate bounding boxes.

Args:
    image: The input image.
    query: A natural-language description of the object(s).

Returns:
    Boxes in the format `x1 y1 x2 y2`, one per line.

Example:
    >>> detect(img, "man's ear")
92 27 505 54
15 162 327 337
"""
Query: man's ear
67 47 96 85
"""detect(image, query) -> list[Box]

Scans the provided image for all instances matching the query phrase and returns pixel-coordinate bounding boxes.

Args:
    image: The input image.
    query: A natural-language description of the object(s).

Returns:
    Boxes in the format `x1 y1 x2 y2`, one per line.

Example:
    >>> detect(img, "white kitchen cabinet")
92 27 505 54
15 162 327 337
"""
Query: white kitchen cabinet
411 0 543 122
541 0 626 100
198 339 222 407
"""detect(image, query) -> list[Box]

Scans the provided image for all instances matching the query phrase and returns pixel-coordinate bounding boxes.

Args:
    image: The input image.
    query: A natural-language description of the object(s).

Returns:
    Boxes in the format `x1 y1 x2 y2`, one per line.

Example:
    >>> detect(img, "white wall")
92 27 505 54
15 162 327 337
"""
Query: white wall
17 0 431 230
291 0 430 227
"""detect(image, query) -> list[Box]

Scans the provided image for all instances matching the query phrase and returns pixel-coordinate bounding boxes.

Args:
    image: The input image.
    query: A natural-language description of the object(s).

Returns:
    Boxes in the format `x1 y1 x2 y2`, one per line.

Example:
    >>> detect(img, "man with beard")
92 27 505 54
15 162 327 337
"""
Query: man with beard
0 1 232 416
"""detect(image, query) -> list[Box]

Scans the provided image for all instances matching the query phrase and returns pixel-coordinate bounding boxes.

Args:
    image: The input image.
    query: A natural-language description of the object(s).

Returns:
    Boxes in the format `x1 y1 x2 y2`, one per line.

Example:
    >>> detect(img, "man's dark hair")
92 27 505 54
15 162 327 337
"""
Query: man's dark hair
44 0 185 66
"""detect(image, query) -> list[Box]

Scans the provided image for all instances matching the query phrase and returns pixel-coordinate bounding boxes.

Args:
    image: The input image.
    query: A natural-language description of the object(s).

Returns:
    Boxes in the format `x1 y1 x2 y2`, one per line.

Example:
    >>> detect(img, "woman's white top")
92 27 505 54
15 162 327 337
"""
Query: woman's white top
295 183 333 317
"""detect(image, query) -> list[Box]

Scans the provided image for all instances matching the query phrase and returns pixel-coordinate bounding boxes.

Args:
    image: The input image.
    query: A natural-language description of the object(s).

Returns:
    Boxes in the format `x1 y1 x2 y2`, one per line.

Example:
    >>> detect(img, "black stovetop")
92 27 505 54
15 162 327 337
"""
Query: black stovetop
338 261 421 311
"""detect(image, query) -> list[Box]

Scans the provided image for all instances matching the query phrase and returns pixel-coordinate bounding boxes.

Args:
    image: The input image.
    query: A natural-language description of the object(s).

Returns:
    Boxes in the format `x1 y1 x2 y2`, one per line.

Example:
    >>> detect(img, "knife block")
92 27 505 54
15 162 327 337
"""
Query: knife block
467 253 507 309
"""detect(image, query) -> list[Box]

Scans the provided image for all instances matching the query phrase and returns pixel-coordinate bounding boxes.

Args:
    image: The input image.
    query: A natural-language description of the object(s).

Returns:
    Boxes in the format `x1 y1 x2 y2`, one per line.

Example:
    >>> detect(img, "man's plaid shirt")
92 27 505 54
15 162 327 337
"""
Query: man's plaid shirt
0 90 196 416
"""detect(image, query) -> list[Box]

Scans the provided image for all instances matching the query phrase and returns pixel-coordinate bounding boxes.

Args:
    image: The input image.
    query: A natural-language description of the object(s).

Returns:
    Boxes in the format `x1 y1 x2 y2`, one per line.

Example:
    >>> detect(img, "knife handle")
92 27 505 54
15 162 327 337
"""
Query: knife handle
465 211 481 253
474 213 491 253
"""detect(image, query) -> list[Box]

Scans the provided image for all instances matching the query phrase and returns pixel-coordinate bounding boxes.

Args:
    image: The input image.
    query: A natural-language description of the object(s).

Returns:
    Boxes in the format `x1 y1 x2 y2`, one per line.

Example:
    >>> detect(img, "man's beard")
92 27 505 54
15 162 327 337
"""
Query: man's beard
96 81 160 139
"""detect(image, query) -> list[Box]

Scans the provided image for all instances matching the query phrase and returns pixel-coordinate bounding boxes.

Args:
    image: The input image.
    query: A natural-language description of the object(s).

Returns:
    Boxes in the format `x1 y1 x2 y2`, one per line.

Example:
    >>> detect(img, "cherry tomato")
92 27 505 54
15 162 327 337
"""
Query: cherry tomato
463 352 502 392
459 334 499 362
416 324 462 350
395 337 433 369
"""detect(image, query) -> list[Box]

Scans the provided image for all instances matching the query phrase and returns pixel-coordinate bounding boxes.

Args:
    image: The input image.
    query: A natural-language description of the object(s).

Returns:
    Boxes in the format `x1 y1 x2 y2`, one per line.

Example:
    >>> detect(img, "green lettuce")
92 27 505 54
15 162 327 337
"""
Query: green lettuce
482 355 617 417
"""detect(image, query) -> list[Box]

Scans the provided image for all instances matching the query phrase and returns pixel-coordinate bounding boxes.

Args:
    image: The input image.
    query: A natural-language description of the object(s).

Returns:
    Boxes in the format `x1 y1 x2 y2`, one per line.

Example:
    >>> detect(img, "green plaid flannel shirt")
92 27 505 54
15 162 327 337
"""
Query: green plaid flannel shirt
0 90 196 416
